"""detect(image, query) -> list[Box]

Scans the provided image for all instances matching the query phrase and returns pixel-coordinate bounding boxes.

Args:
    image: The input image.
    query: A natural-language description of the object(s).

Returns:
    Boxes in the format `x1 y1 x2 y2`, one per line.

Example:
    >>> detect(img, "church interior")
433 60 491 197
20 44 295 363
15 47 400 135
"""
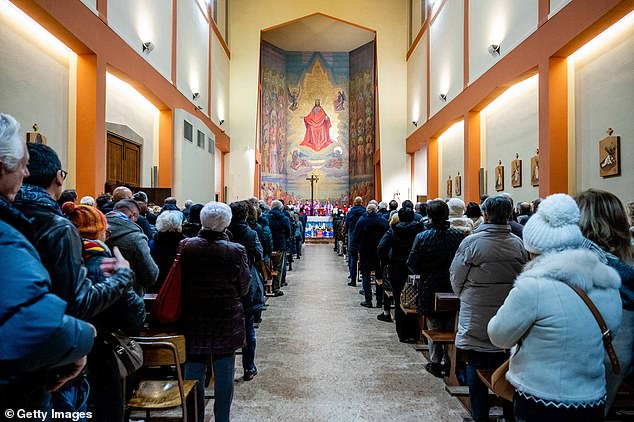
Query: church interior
1 0 634 421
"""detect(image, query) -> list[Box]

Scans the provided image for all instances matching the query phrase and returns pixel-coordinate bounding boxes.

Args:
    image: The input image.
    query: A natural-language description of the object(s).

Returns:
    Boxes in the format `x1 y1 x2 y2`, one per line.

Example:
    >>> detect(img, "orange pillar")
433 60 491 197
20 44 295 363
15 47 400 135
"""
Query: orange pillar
538 57 568 197
76 53 106 198
427 137 439 199
158 109 174 189
464 111 481 203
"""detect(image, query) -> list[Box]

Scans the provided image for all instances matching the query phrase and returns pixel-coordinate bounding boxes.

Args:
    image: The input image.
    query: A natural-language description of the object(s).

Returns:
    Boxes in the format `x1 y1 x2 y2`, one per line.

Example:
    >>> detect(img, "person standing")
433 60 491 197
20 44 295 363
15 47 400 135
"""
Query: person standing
450 196 528 421
181 202 250 422
407 200 464 376
344 196 366 286
149 210 185 293
267 200 291 296
354 203 389 308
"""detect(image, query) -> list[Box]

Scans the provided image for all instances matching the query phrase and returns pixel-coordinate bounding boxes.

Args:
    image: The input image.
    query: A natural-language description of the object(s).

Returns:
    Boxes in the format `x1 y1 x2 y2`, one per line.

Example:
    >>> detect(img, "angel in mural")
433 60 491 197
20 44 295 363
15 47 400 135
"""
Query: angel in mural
300 99 332 153
290 149 309 171
325 147 344 169
334 90 346 111
288 86 301 111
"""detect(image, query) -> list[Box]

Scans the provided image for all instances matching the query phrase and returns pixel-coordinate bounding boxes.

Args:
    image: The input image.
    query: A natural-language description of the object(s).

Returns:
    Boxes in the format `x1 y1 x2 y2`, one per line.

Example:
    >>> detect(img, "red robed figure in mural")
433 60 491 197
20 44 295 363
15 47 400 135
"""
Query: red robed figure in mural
301 99 332 152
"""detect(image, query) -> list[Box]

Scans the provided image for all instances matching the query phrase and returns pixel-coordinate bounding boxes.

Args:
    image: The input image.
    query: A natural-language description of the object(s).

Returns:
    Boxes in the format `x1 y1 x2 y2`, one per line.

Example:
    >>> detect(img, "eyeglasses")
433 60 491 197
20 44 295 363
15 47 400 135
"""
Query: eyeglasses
59 169 68 180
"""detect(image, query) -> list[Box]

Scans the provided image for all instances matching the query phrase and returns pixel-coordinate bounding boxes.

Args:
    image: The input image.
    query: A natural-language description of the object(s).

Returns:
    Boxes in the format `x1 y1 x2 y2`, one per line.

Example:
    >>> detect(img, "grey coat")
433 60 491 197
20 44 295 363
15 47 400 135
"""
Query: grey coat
106 213 159 294
450 224 528 351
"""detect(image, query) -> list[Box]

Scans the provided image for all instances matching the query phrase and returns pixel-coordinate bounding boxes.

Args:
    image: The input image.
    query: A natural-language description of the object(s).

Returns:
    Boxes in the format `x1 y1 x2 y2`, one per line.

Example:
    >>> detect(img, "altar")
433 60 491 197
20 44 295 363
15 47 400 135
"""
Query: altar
305 216 333 239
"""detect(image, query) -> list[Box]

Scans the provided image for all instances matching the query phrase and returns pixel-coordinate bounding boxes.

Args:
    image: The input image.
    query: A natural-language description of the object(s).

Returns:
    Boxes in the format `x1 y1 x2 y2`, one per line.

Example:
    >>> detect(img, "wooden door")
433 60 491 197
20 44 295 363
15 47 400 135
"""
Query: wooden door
107 134 140 188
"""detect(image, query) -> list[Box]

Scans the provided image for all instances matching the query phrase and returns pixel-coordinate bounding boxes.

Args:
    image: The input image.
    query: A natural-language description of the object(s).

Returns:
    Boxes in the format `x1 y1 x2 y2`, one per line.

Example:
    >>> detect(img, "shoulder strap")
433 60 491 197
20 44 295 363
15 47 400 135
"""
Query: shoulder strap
569 284 620 375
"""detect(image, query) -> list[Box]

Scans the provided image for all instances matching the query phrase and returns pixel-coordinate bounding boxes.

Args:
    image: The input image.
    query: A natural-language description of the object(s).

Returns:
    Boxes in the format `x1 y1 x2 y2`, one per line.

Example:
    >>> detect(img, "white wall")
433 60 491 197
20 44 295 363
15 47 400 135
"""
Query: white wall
410 0 424 45
0 3 71 170
573 14 634 204
482 75 539 202
229 0 407 202
106 74 159 187
215 0 228 43
413 145 427 198
469 0 537 84
214 145 222 199
177 0 209 115
438 121 464 199
407 34 427 135
211 31 230 131
79 0 97 14
549 0 572 18
108 0 173 82
429 0 463 117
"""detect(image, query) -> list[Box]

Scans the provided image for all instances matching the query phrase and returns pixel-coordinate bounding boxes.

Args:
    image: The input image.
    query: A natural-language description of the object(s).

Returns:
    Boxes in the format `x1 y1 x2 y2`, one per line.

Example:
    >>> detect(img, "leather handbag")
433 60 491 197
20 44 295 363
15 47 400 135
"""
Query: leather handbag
400 275 420 309
103 332 143 378
491 282 621 401
153 240 186 323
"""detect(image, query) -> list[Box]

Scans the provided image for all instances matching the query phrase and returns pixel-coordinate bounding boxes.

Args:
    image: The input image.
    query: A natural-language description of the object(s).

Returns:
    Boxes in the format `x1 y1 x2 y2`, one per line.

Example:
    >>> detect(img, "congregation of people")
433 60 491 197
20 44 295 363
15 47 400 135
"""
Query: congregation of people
2 110 634 422
336 188 634 421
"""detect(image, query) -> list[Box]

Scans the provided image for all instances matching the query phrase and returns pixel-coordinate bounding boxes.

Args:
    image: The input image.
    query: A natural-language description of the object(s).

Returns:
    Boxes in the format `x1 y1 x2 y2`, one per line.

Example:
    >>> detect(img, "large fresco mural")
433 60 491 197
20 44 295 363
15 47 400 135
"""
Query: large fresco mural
349 41 375 204
260 40 375 207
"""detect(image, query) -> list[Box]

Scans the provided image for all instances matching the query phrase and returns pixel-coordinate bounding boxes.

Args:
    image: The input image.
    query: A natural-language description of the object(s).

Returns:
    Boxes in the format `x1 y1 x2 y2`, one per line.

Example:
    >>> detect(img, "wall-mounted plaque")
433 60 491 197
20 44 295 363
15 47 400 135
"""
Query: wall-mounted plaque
599 128 620 178
511 153 522 188
495 160 504 192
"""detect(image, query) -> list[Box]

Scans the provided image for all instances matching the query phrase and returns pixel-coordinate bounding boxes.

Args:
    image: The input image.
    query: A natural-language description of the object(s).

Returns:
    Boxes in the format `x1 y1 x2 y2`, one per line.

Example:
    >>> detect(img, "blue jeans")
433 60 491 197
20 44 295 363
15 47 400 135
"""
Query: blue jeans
465 350 513 422
348 245 358 282
242 314 256 374
185 353 235 422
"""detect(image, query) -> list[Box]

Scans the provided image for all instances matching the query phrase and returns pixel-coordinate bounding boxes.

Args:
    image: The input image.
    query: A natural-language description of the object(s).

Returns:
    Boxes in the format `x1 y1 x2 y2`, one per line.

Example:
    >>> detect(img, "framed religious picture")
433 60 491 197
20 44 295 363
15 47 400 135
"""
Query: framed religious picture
531 148 539 187
26 123 46 145
495 160 504 192
446 175 453 198
511 153 522 188
599 129 621 178
455 172 462 197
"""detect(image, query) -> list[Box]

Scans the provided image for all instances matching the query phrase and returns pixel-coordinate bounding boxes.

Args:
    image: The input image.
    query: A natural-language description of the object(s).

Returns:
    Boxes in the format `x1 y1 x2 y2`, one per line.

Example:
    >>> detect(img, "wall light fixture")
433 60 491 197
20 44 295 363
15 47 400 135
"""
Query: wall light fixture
488 44 501 56
412 121 418 127
142 41 155 53
192 92 200 101
219 119 225 126
195 105 204 111
439 93 447 102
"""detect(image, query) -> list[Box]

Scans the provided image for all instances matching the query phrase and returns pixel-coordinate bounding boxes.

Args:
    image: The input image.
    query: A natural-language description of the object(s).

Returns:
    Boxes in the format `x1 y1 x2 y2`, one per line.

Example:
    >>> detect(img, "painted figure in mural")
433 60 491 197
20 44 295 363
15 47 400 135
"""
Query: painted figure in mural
350 144 357 176
262 132 269 173
356 136 364 176
334 90 346 111
365 139 373 175
288 86 300 111
301 99 332 153
326 147 343 169
290 150 308 171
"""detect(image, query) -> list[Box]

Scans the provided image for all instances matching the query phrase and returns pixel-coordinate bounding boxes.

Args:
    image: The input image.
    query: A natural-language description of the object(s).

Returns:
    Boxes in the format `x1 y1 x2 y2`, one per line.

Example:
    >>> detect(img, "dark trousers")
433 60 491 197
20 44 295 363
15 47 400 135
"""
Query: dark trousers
514 392 604 422
466 350 514 422
360 260 382 305
242 314 256 374
185 353 235 422
295 237 302 257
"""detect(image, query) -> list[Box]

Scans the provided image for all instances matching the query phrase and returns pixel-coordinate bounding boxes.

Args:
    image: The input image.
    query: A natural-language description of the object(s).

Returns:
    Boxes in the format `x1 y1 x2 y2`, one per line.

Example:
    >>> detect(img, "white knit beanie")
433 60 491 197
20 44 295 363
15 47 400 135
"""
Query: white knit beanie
447 198 466 218
200 201 232 232
523 193 584 254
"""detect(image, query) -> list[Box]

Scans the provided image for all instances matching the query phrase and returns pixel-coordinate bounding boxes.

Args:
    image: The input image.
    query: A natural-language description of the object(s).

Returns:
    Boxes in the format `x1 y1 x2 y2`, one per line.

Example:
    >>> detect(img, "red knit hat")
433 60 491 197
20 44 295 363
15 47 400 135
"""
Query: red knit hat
62 202 107 240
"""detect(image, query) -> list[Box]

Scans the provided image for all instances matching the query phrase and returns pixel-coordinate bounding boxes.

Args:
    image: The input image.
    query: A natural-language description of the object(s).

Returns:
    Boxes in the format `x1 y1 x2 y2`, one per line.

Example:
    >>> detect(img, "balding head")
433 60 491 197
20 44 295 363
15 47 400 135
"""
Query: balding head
366 203 378 214
112 186 133 202
354 196 363 206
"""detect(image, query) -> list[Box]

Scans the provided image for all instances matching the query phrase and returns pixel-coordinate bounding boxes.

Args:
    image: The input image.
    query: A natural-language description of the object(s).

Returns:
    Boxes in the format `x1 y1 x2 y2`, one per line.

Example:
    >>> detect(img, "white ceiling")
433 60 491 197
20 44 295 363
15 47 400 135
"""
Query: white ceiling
261 14 375 52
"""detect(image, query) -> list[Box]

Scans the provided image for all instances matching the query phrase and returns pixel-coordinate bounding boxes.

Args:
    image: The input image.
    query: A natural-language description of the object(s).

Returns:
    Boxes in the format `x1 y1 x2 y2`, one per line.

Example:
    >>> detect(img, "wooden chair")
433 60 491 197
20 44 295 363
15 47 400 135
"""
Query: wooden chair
126 335 198 422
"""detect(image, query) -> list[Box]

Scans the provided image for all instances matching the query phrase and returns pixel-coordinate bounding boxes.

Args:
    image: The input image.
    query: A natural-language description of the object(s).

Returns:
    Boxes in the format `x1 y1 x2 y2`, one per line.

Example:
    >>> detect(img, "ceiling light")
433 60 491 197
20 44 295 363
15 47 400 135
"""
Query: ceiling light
488 44 501 56
142 41 155 53
439 93 447 102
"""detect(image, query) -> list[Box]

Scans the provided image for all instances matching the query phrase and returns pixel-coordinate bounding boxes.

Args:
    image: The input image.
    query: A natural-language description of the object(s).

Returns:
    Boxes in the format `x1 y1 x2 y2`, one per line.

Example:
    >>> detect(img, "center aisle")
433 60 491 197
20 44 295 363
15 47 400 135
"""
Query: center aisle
230 243 466 422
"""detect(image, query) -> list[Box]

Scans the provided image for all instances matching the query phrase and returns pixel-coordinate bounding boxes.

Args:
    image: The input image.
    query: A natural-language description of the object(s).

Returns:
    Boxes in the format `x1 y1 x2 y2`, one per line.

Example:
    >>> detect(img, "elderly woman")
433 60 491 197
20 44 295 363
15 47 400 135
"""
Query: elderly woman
0 113 95 411
488 194 622 421
181 202 250 422
149 210 185 293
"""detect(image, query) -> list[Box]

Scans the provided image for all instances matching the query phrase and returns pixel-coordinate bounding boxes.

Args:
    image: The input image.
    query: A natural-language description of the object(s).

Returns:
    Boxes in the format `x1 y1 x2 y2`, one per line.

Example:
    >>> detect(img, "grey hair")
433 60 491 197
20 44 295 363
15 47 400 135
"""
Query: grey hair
0 113 26 172
184 199 193 208
271 200 283 210
200 201 232 231
482 195 513 224
378 201 388 210
367 203 378 214
80 196 95 206
156 210 183 232
369 199 378 206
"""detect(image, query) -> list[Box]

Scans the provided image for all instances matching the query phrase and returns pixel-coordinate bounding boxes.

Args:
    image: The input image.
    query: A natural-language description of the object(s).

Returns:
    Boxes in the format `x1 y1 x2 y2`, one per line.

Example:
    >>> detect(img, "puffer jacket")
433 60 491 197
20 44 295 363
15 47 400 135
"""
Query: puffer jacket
378 220 426 284
106 211 159 294
488 249 621 404
450 224 528 351
267 208 291 251
228 221 265 314
407 221 464 314
345 205 366 250
14 185 129 319
449 216 474 237
149 231 185 293
179 230 250 355
83 239 144 335
0 217 94 411
354 212 389 265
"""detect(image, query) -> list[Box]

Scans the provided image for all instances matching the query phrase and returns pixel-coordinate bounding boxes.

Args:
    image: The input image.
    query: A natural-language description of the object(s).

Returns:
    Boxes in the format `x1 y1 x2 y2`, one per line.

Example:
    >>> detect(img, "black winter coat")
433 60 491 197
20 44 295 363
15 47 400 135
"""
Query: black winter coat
179 230 250 355
407 221 464 314
378 220 426 284
14 185 129 319
353 212 389 262
345 205 366 250
149 231 185 293
267 208 291 251
228 221 265 314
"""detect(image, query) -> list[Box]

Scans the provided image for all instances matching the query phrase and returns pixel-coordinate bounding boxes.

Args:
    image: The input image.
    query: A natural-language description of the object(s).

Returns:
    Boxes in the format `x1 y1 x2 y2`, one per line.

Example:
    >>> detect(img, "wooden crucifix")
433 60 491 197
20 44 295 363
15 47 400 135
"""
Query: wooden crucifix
306 173 319 216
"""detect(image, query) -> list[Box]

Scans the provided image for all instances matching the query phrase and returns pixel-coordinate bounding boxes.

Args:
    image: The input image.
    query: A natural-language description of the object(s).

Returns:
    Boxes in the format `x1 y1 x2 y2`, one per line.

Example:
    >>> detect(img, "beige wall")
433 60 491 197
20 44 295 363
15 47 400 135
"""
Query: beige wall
228 0 408 202
211 31 230 130
413 145 427 198
572 13 634 204
438 121 464 200
407 34 427 136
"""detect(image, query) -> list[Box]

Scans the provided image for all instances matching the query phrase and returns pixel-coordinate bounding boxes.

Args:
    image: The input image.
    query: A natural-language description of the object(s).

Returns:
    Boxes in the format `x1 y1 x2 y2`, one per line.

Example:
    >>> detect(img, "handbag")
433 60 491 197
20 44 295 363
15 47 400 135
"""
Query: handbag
103 332 143 378
153 240 187 323
400 275 419 309
491 282 621 401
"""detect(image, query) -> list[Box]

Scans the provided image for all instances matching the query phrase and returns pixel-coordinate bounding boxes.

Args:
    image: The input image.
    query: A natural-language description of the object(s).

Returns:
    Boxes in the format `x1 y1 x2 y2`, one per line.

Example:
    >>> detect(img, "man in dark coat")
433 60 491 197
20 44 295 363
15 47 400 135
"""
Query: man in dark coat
266 200 291 296
344 196 366 286
407 200 464 377
354 203 389 307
